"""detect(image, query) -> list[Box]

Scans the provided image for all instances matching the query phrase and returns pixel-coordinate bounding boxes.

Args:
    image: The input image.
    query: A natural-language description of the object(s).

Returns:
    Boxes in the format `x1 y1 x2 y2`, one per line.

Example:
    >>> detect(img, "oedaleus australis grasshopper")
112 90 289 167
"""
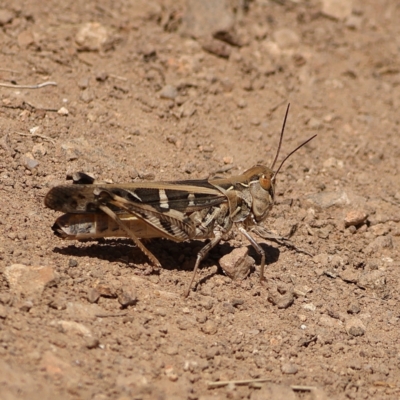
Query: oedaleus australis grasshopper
45 104 316 297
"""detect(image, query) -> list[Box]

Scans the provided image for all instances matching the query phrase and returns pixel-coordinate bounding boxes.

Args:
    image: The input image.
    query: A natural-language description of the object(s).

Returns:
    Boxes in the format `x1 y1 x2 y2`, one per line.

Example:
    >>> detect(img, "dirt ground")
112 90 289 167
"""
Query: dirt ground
1 0 400 399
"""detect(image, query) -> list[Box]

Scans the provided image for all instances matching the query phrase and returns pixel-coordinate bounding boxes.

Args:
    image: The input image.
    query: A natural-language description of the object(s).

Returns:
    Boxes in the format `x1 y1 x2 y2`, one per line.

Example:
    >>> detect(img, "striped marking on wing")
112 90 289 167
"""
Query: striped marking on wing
106 196 197 242
45 179 227 213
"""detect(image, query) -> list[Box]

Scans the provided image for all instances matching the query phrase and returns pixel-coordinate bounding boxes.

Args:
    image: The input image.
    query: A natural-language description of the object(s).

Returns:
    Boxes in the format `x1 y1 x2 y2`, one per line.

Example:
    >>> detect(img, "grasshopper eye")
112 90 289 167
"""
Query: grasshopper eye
259 175 271 190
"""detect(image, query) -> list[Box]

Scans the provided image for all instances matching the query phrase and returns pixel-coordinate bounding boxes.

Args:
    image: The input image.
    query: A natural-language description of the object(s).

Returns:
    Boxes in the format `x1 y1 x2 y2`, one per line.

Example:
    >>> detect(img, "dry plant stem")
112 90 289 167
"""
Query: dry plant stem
15 131 55 145
94 313 128 318
0 68 21 73
0 81 57 89
109 74 128 81
207 379 316 391
291 385 318 391
207 378 271 388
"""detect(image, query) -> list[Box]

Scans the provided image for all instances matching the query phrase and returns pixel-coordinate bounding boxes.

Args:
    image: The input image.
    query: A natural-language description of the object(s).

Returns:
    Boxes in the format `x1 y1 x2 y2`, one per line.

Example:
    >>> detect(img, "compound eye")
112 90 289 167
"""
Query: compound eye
259 175 271 190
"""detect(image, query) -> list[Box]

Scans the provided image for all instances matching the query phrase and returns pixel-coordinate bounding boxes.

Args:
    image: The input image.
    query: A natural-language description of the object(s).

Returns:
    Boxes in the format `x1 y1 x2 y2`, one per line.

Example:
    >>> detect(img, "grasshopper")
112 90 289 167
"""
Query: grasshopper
45 105 316 296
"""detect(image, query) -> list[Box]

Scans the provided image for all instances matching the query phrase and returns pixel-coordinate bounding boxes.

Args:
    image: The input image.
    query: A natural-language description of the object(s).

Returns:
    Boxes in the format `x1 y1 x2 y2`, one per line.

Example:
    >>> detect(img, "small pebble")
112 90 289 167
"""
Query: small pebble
166 135 177 144
357 270 386 290
0 9 14 26
19 300 33 312
48 297 66 310
140 172 155 180
95 282 116 297
200 297 214 310
95 72 108 82
339 269 358 283
165 365 178 381
345 15 363 30
347 225 357 234
281 363 298 374
165 346 178 356
0 304 8 319
268 285 294 309
177 319 191 330
87 288 100 303
159 325 168 334
206 347 220 360
155 308 167 317
57 107 69 116
32 143 47 158
80 89 94 103
322 0 352 20
220 77 234 92
196 314 207 324
344 210 367 227
201 38 231 58
75 22 108 51
303 303 316 312
201 320 217 335
273 28 300 48
307 117 322 130
21 154 39 171
219 247 254 281
319 315 343 329
77 77 89 89
231 299 244 307
18 30 35 47
68 259 78 268
85 336 100 349
159 85 178 100
323 157 343 168
345 317 366 337
236 99 247 108
118 288 137 308
223 156 233 164
347 302 360 314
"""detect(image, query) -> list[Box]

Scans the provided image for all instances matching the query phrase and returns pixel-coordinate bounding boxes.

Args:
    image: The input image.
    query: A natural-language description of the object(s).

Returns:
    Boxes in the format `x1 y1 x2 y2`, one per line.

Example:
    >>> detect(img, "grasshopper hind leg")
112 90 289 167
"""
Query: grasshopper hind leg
98 205 161 268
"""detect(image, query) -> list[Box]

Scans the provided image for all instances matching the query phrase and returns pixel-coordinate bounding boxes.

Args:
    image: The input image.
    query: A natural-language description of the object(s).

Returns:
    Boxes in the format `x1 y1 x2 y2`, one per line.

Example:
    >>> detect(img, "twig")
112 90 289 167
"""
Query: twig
373 381 397 388
291 385 317 391
0 81 57 89
94 312 128 318
15 131 55 145
109 74 128 81
207 379 317 391
207 379 271 388
0 68 21 74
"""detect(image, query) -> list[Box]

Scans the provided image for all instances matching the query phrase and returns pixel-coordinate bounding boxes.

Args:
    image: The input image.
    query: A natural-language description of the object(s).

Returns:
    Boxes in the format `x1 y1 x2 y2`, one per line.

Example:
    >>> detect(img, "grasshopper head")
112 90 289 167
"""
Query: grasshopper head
243 166 275 223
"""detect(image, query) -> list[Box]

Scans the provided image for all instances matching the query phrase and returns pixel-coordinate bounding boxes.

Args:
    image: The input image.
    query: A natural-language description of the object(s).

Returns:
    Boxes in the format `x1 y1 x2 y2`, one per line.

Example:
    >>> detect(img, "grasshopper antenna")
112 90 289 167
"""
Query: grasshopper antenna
270 103 291 171
272 134 317 183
